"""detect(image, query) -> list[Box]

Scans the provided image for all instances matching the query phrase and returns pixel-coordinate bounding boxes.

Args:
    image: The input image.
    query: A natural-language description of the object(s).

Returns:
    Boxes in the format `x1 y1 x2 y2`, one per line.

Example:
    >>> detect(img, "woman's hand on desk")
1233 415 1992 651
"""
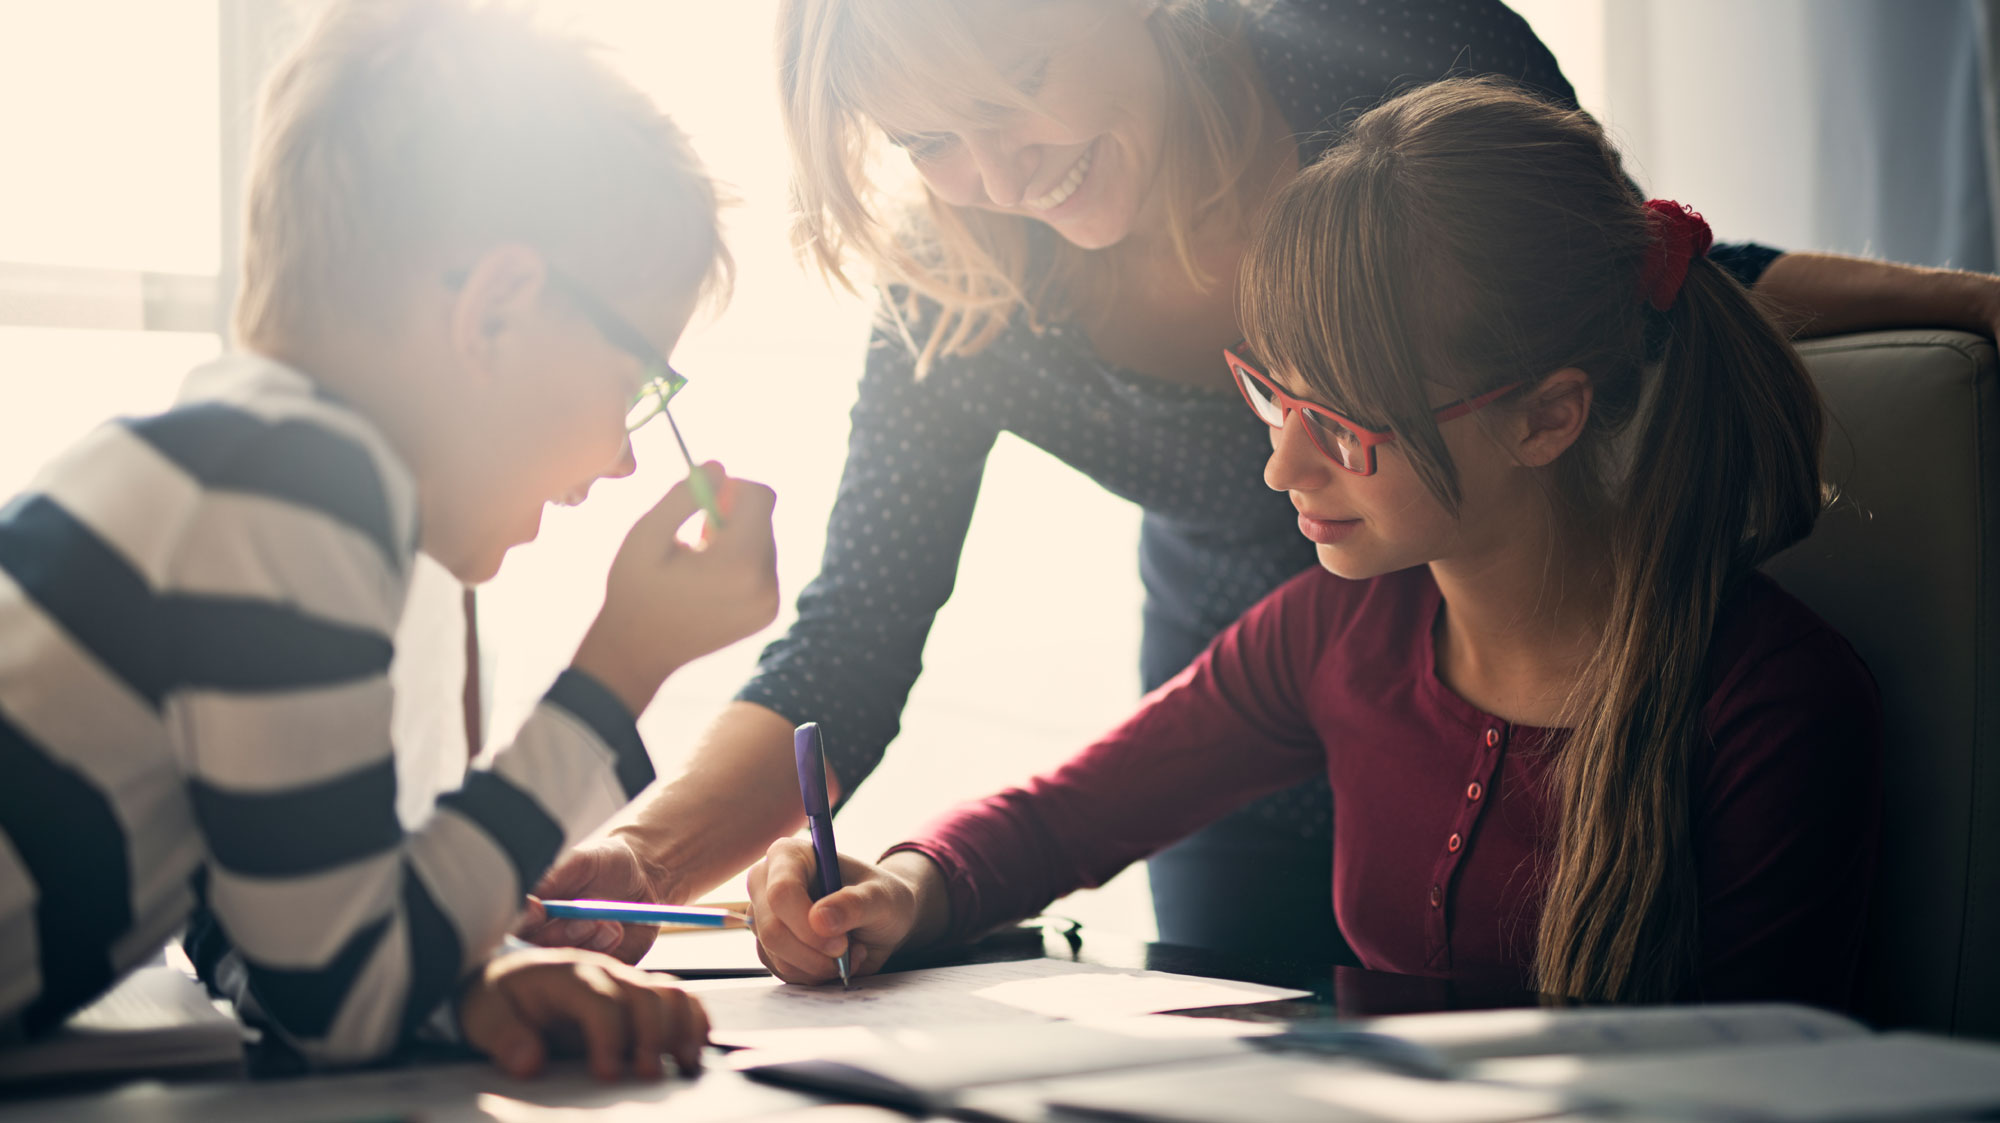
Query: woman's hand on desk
747 841 947 984
457 946 709 1082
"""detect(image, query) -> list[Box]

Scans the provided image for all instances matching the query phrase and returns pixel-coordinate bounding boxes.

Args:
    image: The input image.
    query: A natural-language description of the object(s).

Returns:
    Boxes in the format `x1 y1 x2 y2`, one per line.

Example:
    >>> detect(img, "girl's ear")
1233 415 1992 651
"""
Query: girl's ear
449 244 549 383
1513 367 1593 468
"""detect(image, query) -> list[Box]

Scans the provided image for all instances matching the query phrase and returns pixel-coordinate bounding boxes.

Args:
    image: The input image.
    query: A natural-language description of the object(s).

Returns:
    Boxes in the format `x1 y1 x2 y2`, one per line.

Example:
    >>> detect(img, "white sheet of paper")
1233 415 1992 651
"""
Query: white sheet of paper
727 1016 1279 1101
637 928 767 975
971 1054 1573 1123
680 958 1305 1043
1356 1002 1866 1065
1469 1032 2000 1122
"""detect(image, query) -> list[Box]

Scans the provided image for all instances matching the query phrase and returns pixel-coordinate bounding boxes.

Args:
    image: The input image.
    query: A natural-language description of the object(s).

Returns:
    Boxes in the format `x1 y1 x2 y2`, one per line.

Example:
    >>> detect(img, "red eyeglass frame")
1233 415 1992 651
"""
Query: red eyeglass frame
1224 347 1525 476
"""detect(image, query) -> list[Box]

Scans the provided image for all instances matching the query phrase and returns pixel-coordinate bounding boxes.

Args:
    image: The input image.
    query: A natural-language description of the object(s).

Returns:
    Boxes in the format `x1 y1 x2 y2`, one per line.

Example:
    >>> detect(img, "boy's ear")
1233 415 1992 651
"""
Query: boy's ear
1512 367 1592 468
449 244 550 379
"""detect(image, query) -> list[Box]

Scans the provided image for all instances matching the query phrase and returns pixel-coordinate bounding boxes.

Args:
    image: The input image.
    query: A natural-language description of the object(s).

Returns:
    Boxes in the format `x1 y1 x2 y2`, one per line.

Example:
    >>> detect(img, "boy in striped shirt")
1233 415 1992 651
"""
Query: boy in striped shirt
0 0 777 1079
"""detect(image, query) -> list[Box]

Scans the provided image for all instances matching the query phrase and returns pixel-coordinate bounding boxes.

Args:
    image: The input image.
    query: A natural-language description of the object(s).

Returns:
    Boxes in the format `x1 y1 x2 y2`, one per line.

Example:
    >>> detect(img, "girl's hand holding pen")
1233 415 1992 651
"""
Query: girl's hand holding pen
746 841 949 985
572 462 779 717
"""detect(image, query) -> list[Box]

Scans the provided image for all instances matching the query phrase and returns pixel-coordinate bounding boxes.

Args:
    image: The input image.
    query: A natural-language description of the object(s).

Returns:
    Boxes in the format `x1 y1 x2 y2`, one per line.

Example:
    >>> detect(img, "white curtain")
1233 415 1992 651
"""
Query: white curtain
1597 0 1996 271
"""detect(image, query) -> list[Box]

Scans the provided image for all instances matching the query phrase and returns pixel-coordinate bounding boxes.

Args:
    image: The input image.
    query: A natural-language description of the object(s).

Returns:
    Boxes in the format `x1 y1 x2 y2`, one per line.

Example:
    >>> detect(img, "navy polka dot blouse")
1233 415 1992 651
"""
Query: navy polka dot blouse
738 0 1783 817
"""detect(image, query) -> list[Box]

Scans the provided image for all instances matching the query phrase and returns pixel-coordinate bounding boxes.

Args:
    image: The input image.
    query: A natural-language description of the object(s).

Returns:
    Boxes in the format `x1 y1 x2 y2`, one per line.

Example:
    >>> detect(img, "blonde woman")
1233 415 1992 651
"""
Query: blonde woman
529 0 1996 962
745 77 1880 1007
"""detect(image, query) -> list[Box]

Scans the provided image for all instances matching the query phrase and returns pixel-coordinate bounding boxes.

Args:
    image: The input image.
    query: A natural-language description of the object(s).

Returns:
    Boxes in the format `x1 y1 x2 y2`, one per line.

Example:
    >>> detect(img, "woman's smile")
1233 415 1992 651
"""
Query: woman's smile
1025 139 1097 212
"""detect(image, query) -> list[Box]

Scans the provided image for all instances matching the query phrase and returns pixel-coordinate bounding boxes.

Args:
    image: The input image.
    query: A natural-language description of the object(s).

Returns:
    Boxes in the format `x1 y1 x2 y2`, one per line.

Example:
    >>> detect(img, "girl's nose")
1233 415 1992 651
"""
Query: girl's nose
1264 412 1332 493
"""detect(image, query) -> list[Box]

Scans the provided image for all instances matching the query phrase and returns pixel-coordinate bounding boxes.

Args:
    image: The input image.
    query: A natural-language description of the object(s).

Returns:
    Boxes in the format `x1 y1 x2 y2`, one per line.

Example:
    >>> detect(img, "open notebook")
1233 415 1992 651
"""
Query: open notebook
0 966 246 1085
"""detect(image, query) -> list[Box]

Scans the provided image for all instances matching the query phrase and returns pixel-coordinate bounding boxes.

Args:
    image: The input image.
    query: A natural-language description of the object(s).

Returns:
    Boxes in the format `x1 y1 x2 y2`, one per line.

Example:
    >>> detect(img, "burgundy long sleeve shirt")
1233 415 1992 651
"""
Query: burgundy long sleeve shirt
892 565 1882 1007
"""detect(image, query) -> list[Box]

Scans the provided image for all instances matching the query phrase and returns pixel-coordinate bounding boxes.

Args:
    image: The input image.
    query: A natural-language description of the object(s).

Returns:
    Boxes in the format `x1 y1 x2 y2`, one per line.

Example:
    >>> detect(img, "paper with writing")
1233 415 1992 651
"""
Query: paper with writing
679 958 1305 1043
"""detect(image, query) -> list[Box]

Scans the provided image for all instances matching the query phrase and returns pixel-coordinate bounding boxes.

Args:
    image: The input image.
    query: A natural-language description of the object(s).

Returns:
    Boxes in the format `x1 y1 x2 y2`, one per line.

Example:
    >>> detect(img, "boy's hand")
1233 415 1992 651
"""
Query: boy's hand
574 463 778 715
457 946 708 1081
515 836 663 964
746 839 928 985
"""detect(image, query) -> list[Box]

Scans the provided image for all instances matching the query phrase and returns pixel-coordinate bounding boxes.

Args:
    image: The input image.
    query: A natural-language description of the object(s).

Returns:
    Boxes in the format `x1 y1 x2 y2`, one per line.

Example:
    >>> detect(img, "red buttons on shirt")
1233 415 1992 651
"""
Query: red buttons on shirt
1429 885 1442 908
1485 728 1500 747
1466 782 1483 801
1447 832 1463 853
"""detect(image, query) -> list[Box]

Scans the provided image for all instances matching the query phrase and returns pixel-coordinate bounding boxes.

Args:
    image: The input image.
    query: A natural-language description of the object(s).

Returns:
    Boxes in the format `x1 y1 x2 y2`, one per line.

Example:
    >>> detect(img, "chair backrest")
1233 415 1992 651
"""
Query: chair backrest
1762 329 2000 1036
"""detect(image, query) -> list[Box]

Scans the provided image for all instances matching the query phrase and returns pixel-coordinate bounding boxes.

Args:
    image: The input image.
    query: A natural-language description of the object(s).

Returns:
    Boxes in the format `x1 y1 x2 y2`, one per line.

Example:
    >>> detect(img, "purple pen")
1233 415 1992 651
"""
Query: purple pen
794 722 850 988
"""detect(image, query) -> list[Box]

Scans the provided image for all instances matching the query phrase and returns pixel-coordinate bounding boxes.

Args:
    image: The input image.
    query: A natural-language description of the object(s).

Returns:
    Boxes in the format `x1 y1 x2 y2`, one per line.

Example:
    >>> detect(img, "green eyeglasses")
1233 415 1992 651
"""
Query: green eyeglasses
547 270 724 524
624 369 687 433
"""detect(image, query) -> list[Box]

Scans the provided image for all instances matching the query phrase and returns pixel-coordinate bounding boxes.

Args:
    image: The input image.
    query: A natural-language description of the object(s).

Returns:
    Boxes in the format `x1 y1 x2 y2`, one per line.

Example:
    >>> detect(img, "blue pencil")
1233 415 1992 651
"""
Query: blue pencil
540 899 749 927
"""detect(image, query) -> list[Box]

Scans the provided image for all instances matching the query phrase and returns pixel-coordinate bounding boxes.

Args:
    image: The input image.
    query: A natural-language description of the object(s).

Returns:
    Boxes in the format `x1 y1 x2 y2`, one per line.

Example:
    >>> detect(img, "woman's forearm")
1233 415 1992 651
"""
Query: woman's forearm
613 700 831 903
1755 251 2000 339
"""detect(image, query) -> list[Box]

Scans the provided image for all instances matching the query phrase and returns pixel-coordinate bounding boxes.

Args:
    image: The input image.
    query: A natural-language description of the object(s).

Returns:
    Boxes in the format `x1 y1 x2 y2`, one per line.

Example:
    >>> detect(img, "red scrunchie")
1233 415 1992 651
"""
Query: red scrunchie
1638 199 1713 311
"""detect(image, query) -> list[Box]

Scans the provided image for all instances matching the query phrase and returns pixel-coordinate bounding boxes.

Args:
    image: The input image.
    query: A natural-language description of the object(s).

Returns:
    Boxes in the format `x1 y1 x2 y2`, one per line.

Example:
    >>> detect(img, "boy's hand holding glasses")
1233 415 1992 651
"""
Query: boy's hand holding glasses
540 268 780 716
572 461 779 720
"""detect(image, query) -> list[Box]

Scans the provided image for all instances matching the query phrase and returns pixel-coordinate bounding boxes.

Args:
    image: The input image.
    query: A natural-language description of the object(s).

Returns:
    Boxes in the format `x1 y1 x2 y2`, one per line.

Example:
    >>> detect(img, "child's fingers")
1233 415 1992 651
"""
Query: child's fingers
460 981 546 1080
761 939 841 986
806 885 875 946
754 841 826 944
616 973 666 1080
540 962 635 1082
679 989 710 1073
703 478 776 553
659 985 707 1075
753 905 844 984
634 473 706 546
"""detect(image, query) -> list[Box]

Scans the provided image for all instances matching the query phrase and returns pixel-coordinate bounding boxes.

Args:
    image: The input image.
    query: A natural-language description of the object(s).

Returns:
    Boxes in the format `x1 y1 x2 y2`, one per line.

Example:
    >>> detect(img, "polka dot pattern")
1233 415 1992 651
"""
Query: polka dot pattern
738 1 1775 840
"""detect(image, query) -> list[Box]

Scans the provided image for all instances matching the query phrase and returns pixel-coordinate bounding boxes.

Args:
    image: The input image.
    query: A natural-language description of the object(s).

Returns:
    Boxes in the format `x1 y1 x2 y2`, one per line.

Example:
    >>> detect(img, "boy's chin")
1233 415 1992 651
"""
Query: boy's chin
423 509 542 585
422 535 517 586
449 551 507 586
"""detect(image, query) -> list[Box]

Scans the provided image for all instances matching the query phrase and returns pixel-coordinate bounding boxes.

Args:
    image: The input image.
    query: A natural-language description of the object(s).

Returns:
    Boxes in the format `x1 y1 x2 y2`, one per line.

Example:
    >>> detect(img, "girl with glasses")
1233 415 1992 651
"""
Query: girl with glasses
745 78 1881 1006
530 0 1957 966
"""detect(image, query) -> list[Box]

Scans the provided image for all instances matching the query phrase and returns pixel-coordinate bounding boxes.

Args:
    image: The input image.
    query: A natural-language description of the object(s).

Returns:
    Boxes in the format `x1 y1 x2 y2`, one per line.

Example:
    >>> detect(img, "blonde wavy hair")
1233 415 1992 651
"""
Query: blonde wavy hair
777 0 1271 374
237 0 731 353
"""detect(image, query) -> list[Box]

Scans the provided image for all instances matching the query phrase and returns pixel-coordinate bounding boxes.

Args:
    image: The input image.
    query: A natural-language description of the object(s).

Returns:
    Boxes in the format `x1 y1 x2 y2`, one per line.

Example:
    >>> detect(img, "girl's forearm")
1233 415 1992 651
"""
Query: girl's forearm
882 850 954 952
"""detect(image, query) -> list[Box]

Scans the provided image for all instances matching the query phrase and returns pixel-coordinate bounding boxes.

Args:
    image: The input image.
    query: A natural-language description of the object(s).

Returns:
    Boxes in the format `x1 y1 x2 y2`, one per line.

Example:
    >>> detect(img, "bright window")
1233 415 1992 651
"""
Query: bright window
0 2 220 274
0 0 1152 938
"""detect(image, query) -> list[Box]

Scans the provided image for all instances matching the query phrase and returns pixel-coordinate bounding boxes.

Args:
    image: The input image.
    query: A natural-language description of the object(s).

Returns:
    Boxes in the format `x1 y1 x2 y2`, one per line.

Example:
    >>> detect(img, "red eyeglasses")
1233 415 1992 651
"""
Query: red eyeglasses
1225 347 1524 476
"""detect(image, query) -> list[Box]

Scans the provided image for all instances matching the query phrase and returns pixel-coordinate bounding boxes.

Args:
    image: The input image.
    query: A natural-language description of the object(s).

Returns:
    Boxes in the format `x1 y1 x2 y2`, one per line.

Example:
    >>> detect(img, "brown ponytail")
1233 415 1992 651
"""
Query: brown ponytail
1239 78 1824 1000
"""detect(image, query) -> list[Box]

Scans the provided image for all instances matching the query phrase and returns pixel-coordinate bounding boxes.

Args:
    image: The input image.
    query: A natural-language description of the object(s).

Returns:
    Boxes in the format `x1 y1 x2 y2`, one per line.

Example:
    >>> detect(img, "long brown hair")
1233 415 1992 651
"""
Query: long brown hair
1239 78 1824 1001
776 0 1270 374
